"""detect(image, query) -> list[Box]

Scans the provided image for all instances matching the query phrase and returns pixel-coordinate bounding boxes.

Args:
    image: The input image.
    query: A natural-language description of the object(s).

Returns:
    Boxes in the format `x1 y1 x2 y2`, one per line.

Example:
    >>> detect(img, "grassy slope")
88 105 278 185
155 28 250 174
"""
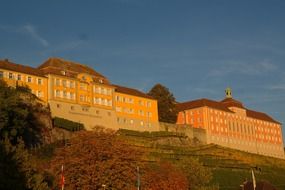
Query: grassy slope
118 131 285 190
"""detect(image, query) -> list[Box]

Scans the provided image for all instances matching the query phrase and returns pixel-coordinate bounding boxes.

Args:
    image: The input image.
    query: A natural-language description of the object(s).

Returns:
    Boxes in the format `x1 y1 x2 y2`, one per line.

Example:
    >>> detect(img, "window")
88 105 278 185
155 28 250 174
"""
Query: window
130 119 134 124
102 88 107 95
139 110 144 116
37 91 43 98
62 80 67 87
70 81 75 88
129 98 134 103
70 92 75 100
27 76 32 83
63 91 67 98
38 78 42 85
56 104 61 108
140 121 144 126
9 72 13 79
55 90 60 97
107 89 112 95
80 83 87 90
82 107 89 112
139 100 144 106
56 79 60 86
116 107 122 112
96 110 100 115
107 100 112 106
147 101 152 107
80 95 84 102
95 87 101 94
0 71 3 78
17 74 21 81
71 106 74 110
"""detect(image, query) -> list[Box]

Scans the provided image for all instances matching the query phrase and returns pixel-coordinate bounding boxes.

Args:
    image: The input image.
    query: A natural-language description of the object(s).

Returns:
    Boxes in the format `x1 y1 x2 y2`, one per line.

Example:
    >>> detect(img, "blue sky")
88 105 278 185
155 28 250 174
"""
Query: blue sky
1 0 285 137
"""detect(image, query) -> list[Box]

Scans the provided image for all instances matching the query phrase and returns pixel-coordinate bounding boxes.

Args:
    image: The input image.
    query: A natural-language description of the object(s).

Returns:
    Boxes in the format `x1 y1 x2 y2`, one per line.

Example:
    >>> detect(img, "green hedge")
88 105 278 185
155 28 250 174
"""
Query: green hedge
118 129 186 138
53 117 84 132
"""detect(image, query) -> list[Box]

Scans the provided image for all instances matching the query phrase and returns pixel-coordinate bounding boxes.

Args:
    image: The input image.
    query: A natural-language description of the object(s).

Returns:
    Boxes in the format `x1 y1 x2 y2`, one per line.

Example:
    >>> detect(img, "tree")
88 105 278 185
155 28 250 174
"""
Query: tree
0 80 48 146
148 83 178 123
142 161 189 190
0 139 49 190
176 157 213 190
50 128 144 190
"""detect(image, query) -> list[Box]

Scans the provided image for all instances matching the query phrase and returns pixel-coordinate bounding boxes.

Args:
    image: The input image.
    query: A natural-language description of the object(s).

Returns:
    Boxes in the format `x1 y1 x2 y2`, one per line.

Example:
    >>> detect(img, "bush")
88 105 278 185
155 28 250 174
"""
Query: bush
117 129 186 138
53 117 84 132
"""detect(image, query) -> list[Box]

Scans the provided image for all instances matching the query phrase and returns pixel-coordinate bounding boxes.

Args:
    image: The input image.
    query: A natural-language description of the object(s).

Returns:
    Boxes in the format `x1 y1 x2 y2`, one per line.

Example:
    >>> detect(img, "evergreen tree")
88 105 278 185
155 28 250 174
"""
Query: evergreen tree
0 139 49 190
0 80 44 146
148 83 178 123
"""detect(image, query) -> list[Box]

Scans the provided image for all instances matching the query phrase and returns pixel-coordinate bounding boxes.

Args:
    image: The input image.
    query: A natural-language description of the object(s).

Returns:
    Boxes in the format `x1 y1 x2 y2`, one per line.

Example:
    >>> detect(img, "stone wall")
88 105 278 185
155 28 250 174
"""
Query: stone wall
159 122 207 144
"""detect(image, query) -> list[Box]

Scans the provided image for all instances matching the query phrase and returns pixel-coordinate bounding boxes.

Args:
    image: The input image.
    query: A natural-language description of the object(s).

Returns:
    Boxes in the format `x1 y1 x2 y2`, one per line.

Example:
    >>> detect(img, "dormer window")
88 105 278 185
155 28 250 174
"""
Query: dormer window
61 70 66 75
82 76 86 81
99 79 103 84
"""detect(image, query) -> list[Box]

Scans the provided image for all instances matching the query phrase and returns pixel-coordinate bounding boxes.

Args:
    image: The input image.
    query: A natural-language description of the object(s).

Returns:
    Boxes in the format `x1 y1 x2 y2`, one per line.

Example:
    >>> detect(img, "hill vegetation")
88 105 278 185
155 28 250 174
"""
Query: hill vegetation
0 80 52 190
1 79 285 190
118 129 285 189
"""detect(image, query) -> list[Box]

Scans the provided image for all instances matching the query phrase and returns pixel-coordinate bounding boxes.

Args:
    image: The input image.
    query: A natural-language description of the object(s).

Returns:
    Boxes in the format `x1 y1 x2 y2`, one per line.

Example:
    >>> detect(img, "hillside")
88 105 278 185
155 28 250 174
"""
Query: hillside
117 129 285 190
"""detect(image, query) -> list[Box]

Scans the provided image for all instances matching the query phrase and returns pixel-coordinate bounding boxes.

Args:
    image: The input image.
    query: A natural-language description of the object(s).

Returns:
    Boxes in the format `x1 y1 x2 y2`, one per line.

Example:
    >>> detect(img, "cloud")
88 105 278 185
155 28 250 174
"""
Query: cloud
267 84 285 91
208 60 277 77
0 24 49 47
41 40 87 55
22 24 49 47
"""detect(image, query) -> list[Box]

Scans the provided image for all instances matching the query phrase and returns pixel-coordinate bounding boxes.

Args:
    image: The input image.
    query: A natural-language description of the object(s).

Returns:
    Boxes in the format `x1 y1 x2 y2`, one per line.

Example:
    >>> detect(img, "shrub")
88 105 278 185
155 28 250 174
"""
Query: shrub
53 117 84 132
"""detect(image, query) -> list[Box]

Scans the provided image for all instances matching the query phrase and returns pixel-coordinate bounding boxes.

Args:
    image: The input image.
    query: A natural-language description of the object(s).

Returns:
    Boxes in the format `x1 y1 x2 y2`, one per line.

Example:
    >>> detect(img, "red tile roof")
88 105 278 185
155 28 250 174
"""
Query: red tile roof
221 98 244 109
38 57 107 80
176 98 234 113
246 109 281 124
113 84 155 100
177 98 281 124
0 59 45 77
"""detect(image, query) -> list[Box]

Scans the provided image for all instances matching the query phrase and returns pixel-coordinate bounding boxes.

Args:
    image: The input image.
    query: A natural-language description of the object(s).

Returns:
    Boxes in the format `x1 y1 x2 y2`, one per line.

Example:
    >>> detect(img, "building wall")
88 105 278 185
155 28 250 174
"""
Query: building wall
114 92 159 131
159 122 207 144
177 106 285 159
46 74 117 130
49 100 118 130
0 68 48 103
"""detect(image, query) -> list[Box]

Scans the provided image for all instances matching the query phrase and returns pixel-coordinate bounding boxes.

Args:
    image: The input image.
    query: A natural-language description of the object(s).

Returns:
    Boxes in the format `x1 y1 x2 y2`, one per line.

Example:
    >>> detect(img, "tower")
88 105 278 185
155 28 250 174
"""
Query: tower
225 87 232 98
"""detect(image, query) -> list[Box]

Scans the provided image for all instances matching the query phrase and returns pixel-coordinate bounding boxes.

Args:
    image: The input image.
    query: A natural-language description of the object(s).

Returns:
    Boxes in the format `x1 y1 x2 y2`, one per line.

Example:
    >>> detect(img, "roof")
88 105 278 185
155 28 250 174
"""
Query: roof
0 59 45 77
246 109 281 124
176 98 234 113
38 57 107 79
221 97 244 109
113 84 155 100
177 98 281 124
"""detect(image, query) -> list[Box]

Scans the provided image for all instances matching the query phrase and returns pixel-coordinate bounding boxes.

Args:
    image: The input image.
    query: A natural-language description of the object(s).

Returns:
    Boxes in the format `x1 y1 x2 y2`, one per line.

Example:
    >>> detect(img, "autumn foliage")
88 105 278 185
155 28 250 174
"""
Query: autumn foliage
50 128 143 190
142 161 189 190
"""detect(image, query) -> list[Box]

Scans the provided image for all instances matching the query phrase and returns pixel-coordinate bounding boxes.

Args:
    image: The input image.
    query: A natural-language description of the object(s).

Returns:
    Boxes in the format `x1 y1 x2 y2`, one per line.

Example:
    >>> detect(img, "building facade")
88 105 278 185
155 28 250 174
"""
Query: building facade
176 88 284 158
0 58 159 131
114 85 159 131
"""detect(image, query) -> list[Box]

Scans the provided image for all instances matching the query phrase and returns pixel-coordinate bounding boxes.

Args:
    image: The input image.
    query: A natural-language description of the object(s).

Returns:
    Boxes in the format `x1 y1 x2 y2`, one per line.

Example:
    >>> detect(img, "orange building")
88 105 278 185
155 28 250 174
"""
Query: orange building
0 58 159 131
177 88 284 158
114 85 159 131
0 59 48 103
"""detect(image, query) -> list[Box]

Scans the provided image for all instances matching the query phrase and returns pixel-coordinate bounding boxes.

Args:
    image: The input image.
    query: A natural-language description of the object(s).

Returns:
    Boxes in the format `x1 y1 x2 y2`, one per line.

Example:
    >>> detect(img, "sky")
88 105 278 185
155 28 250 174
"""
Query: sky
1 0 285 137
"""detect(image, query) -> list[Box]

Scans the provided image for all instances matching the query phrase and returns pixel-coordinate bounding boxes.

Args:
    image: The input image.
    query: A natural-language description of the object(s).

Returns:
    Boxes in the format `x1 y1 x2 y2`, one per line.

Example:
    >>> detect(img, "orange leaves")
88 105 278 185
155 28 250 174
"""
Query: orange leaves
142 161 189 190
50 130 143 190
